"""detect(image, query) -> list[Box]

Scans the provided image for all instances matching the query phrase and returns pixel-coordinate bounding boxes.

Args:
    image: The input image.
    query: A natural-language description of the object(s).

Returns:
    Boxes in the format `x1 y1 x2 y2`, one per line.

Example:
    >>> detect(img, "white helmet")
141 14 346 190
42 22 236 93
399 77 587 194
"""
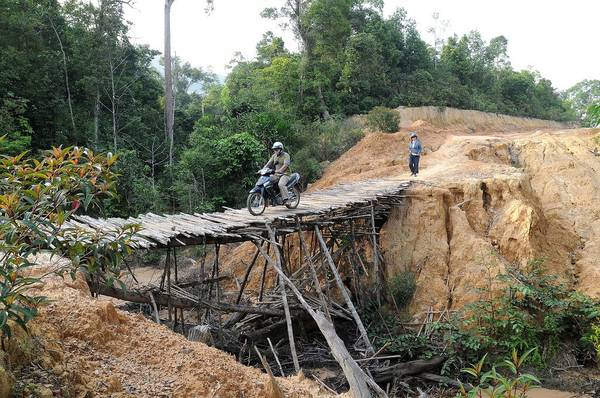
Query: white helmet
272 141 284 150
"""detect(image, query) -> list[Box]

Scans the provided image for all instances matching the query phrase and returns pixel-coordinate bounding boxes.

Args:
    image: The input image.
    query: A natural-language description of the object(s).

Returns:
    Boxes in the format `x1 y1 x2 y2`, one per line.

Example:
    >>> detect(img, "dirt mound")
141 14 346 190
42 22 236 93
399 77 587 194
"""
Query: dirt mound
397 106 570 131
7 254 329 398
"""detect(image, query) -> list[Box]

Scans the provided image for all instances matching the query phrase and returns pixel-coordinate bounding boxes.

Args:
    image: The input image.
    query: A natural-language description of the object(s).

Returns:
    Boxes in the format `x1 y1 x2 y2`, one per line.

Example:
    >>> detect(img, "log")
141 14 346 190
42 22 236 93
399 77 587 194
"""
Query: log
373 357 445 383
315 226 374 355
417 372 468 390
254 235 386 398
90 278 286 317
268 227 300 374
236 243 261 304
148 291 160 324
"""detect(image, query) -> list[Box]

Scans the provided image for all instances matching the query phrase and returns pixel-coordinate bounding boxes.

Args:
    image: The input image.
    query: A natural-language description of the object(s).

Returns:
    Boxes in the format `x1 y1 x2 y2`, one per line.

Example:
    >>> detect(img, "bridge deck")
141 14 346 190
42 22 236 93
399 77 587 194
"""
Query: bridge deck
68 178 411 249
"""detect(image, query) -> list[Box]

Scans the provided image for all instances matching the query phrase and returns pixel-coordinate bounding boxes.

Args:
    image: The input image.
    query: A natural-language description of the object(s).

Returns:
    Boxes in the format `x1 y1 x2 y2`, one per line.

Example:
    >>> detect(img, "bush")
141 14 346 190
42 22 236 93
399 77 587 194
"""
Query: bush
0 143 136 339
388 271 417 310
441 258 600 366
585 104 600 127
457 349 540 398
366 106 401 133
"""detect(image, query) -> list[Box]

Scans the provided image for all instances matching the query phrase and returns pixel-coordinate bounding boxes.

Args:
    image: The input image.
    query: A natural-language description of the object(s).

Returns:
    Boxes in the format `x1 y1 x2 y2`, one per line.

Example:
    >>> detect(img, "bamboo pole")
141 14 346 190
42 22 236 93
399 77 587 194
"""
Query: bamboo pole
370 202 382 307
166 246 172 323
267 226 300 374
267 337 285 377
236 242 262 304
254 237 385 398
315 226 374 355
296 219 330 320
258 242 270 302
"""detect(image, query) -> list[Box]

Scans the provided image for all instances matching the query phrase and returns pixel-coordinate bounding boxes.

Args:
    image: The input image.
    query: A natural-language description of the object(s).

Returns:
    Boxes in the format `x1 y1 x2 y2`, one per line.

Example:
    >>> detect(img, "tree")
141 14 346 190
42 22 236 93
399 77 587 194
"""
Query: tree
164 0 175 168
427 12 449 68
563 80 600 122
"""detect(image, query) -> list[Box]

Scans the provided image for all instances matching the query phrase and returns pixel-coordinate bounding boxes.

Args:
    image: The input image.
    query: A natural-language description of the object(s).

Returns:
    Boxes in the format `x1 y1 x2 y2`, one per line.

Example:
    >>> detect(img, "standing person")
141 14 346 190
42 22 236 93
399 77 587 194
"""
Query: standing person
408 131 422 176
263 141 291 203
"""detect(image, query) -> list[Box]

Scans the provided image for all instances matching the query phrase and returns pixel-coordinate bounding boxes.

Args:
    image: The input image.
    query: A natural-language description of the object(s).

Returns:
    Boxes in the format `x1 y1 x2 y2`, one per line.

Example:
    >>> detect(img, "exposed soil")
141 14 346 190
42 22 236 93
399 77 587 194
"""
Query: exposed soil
5 254 330 398
309 110 600 317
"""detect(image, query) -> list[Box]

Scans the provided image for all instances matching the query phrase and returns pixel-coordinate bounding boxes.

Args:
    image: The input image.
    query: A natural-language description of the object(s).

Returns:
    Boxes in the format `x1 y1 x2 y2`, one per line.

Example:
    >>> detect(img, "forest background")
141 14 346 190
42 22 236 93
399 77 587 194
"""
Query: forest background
2 0 599 218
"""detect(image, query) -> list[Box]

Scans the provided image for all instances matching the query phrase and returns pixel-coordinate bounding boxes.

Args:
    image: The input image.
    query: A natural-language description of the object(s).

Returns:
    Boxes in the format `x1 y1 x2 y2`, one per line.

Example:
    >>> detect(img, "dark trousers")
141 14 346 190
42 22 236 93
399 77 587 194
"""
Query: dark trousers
409 154 420 174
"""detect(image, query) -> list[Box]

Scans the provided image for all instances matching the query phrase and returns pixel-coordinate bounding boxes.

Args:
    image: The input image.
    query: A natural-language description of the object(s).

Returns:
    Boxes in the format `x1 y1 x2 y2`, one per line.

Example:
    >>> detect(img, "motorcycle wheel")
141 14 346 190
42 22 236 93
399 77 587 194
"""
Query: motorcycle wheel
247 192 266 216
285 186 300 209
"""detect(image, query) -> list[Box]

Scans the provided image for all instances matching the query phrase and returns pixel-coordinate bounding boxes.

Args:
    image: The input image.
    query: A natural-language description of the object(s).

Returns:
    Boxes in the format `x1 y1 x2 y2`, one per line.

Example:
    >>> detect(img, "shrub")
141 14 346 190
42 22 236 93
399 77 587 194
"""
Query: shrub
0 143 136 340
388 271 417 310
366 106 401 133
457 349 540 398
586 104 600 127
441 258 600 366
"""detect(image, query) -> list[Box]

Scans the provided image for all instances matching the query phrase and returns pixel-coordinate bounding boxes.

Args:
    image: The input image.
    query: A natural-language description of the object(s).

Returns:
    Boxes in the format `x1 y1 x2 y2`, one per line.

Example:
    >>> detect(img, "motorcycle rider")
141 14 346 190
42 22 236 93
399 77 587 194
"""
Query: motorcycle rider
263 141 291 203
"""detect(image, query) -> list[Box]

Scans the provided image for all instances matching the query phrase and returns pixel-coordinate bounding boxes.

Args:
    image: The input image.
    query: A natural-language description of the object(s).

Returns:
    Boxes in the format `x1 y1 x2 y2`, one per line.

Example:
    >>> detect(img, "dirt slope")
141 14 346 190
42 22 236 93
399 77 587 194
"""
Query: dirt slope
5 254 329 398
310 107 599 314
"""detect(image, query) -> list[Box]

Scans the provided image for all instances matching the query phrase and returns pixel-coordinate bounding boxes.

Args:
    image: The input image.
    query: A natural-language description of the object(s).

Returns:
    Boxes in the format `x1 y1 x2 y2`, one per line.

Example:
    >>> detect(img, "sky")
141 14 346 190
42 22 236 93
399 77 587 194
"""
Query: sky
124 0 599 91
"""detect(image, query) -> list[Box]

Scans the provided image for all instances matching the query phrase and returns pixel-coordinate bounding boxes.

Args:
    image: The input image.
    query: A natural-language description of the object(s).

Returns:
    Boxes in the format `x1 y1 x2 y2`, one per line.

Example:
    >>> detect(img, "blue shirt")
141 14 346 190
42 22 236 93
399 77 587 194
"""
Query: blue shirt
409 139 422 156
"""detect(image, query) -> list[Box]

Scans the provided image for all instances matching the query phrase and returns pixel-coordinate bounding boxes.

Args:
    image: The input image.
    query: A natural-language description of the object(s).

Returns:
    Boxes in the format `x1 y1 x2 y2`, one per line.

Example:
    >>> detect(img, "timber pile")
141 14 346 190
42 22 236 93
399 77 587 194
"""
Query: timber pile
65 178 411 248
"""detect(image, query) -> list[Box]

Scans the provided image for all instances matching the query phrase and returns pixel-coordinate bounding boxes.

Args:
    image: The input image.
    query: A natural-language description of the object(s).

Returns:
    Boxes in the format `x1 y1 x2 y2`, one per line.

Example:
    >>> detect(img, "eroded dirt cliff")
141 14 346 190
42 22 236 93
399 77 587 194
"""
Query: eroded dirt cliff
314 109 599 315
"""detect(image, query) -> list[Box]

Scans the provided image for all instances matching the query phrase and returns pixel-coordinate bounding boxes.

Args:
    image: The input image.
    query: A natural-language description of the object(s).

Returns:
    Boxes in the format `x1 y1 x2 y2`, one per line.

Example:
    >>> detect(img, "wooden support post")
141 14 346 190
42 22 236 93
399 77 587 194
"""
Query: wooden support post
350 220 369 277
254 238 385 398
268 227 300 374
296 219 330 321
198 239 207 323
148 291 160 324
236 242 262 304
315 226 375 355
166 246 172 323
215 243 221 303
370 202 382 307
258 242 270 302
205 244 218 320
174 246 179 283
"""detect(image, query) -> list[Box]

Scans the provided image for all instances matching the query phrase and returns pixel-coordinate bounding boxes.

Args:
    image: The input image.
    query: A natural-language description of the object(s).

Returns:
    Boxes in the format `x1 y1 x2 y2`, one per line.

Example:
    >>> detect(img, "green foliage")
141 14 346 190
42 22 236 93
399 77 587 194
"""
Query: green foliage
562 80 600 123
362 305 434 360
366 106 401 132
586 104 600 128
388 271 417 309
0 143 136 339
441 258 600 366
175 131 264 211
109 149 164 217
0 95 32 155
583 322 600 363
457 349 540 398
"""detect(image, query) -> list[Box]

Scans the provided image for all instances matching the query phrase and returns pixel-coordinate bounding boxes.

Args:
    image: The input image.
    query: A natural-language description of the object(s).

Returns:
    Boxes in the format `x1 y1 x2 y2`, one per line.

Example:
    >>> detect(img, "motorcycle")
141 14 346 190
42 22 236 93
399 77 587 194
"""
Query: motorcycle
247 168 301 215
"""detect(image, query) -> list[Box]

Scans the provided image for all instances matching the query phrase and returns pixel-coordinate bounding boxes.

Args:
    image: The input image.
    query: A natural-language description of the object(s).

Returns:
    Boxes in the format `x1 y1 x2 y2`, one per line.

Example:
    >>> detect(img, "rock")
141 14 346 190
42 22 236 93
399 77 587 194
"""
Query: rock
0 367 15 398
99 302 123 324
107 375 122 393
35 386 54 398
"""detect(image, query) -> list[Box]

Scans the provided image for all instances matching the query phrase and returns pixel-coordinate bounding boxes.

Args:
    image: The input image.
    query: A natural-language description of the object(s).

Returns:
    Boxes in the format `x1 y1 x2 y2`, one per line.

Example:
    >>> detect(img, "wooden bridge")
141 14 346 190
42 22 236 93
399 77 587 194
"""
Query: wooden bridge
68 178 412 249
78 177 433 397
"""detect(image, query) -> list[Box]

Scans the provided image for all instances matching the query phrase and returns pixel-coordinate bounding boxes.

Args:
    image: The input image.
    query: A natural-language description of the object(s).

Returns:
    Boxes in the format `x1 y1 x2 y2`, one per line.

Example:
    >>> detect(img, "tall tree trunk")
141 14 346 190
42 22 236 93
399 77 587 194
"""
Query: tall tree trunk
109 58 117 152
93 90 100 150
164 0 175 168
49 16 76 132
